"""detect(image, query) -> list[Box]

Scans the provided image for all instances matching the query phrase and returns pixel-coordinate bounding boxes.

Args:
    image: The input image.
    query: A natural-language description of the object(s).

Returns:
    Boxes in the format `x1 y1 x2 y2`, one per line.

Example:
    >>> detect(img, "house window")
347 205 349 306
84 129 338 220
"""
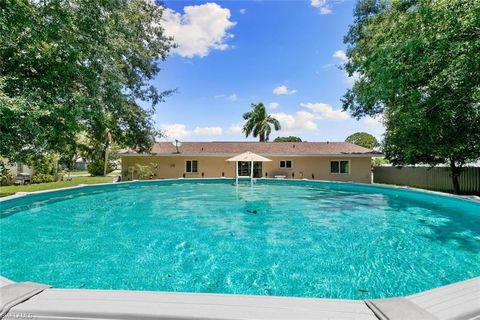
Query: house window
185 160 198 173
279 160 292 169
330 160 349 174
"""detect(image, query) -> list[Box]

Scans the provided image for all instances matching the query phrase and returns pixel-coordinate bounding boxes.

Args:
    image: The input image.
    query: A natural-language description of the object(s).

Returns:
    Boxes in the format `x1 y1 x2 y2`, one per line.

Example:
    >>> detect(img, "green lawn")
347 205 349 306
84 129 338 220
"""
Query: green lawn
0 176 113 197
68 169 89 175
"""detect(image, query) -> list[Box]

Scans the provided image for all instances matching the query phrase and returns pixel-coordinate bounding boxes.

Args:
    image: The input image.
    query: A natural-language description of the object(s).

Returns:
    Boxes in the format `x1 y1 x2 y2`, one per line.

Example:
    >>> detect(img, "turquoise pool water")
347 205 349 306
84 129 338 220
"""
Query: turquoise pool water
1 179 479 299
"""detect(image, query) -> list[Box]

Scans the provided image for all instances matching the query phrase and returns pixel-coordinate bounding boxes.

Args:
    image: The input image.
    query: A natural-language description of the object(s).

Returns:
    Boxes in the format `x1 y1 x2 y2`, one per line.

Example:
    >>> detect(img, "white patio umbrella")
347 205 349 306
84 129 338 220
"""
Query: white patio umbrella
226 151 272 184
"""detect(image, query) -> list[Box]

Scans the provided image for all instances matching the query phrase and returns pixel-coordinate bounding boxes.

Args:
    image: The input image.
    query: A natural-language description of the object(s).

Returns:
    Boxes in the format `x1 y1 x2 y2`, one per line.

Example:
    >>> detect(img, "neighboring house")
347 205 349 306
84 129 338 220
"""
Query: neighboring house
58 158 90 171
119 142 380 184
74 158 89 170
5 162 34 176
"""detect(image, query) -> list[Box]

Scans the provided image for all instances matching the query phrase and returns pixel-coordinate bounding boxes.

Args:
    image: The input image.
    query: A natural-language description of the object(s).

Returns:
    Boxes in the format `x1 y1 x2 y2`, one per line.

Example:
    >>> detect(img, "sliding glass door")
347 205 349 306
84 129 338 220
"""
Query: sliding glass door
237 162 262 178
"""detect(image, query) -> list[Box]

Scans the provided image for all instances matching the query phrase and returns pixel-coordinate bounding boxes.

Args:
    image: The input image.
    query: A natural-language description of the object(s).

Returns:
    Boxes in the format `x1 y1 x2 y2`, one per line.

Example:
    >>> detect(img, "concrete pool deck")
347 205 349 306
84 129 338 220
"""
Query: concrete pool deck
1 276 479 320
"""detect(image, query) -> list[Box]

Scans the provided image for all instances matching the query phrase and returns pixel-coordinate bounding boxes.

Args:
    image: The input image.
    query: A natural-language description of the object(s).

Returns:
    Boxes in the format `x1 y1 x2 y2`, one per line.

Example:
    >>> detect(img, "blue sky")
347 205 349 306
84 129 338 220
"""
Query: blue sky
151 0 384 142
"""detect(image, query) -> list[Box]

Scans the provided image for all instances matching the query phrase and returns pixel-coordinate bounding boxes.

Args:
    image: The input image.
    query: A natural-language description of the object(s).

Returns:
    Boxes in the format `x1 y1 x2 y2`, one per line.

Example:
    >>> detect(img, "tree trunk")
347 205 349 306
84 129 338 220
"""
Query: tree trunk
449 159 462 195
103 132 111 176
103 147 109 176
259 134 265 142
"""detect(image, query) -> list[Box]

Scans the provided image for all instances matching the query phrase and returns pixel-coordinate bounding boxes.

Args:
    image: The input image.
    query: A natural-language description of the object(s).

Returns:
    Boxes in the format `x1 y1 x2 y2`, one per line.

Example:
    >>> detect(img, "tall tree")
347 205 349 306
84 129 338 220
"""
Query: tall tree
345 132 379 149
0 0 173 164
243 103 281 142
342 0 480 194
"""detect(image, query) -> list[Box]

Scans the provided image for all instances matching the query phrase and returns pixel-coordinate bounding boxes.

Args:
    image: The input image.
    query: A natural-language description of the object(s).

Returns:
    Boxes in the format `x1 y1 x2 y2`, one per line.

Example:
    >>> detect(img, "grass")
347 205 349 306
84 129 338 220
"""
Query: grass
0 176 113 197
68 170 89 175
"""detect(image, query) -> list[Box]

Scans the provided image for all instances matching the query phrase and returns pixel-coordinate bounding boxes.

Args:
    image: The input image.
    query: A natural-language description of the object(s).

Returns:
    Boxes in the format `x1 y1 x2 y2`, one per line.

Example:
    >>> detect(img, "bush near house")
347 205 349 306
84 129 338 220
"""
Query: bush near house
0 170 15 186
87 160 113 176
135 163 157 179
32 173 54 184
30 155 57 175
0 160 15 186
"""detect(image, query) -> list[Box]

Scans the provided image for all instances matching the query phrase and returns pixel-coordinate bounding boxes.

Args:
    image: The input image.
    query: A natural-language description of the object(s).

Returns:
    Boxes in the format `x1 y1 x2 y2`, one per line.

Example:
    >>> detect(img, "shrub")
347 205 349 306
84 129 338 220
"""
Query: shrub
87 160 114 176
32 173 54 184
372 157 390 167
135 163 157 179
30 154 57 175
0 170 15 186
0 160 16 186
55 171 65 182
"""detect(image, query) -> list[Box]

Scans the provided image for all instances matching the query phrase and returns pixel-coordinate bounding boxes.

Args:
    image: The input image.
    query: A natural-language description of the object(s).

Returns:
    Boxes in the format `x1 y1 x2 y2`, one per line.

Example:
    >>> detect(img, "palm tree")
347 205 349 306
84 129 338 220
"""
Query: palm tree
242 103 281 142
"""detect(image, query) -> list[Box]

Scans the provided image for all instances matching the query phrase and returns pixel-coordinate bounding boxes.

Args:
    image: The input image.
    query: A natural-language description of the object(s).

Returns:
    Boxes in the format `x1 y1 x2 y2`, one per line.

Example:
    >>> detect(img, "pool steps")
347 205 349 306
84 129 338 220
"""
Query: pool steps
1 276 478 320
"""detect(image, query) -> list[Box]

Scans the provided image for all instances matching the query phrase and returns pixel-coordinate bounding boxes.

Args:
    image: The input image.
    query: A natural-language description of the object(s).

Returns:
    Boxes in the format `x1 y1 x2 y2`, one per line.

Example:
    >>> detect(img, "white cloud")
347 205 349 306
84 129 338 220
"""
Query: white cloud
364 116 383 127
239 8 247 14
228 123 243 134
301 102 349 121
268 102 279 109
226 94 238 101
193 126 223 136
273 85 297 95
272 111 318 132
331 49 361 86
161 124 223 139
270 102 350 134
333 50 347 62
161 123 192 140
344 71 360 86
311 0 332 15
162 3 236 58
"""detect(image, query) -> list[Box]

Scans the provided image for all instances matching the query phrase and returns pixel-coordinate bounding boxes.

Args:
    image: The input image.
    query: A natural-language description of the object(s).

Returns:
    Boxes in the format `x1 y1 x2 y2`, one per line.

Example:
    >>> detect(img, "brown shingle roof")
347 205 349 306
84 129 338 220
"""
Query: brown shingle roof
120 142 379 156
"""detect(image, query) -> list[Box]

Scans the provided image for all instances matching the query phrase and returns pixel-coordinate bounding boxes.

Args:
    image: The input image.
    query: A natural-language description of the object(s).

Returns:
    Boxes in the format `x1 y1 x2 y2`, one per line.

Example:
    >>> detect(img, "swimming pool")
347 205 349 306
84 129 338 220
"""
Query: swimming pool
1 179 479 299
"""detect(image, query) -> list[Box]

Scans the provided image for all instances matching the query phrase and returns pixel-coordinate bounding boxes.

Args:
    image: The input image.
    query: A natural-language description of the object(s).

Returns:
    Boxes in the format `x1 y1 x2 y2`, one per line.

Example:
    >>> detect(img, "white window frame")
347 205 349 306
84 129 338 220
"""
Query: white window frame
330 160 350 175
185 160 198 173
279 160 293 169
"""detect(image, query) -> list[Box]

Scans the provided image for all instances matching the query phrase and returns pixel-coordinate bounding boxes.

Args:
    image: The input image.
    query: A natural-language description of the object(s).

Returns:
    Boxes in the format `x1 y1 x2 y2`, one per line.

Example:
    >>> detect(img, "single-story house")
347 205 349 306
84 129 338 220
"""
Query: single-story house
119 141 380 184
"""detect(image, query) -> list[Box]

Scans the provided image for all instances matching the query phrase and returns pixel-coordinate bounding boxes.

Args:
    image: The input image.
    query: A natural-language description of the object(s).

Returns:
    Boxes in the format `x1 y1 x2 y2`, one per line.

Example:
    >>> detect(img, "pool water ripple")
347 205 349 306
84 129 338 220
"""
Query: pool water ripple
0 180 479 299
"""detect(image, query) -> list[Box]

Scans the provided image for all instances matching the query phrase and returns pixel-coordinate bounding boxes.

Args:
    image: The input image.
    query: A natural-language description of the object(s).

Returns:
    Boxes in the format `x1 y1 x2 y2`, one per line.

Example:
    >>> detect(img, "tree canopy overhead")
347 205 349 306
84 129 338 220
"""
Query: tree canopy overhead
242 103 281 142
0 0 173 163
342 0 480 193
345 132 379 149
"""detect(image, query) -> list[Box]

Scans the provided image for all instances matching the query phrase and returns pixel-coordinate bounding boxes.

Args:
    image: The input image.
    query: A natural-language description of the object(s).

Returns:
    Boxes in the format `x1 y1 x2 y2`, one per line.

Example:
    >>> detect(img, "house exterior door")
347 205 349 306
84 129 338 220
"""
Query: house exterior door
237 162 262 178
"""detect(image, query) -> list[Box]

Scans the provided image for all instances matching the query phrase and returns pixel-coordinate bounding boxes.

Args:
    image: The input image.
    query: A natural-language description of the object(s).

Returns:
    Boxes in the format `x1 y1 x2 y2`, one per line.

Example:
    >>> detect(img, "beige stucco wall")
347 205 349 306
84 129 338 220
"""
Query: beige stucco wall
121 155 372 183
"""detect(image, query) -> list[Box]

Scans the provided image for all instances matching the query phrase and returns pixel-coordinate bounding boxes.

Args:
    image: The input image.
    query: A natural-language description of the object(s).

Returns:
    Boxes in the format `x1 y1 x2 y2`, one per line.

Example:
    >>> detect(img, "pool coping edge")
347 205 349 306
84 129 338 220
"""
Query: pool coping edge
1 177 479 203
